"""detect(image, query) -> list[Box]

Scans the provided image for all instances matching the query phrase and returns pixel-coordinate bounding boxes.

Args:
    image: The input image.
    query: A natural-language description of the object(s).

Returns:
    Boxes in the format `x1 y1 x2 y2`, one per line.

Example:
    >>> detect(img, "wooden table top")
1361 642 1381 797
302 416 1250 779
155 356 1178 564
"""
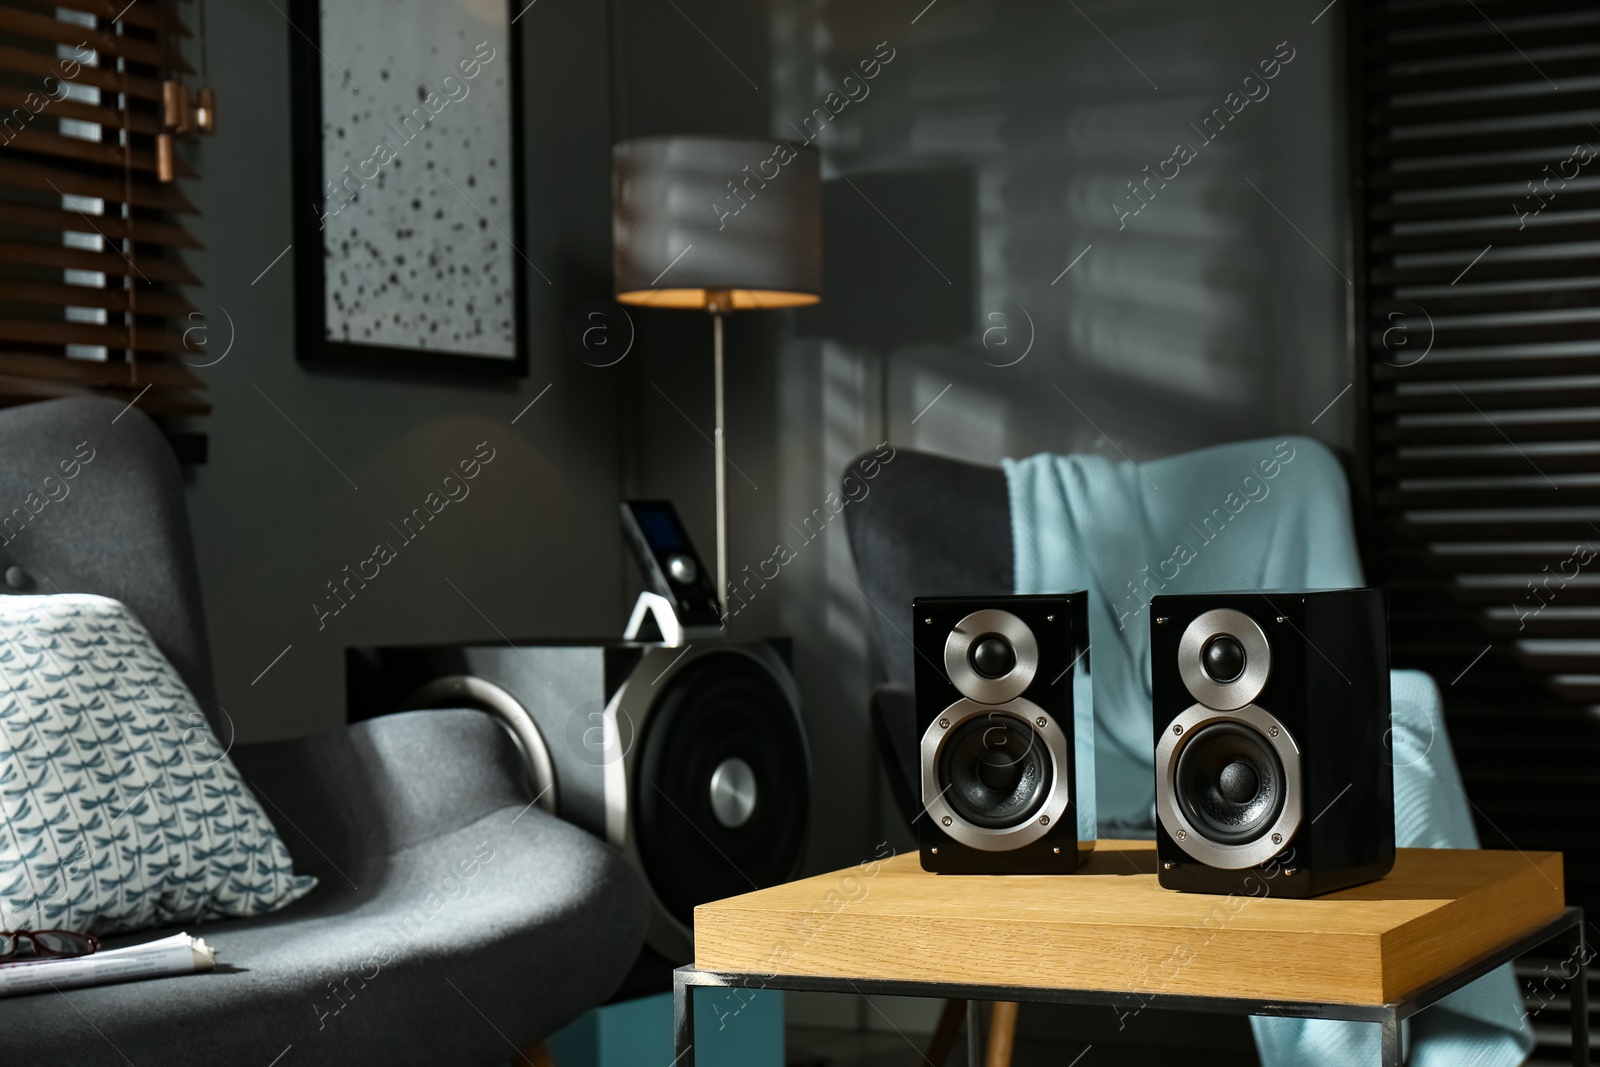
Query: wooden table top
693 840 1565 1005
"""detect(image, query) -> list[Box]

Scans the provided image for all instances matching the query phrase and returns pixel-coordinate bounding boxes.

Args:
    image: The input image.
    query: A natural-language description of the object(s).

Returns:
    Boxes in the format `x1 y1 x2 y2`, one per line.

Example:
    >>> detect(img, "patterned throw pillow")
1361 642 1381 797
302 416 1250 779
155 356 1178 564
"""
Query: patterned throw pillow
0 594 315 935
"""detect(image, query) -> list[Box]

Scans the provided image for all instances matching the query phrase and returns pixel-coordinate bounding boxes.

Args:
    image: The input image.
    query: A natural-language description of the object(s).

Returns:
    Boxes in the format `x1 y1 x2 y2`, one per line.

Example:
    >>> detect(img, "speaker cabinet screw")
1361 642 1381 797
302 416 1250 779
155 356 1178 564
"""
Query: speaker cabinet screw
1272 833 1282 844
941 816 952 827
923 617 933 625
1163 861 1174 870
1269 726 1279 737
1039 815 1049 825
1046 614 1056 622
931 847 939 854
1276 615 1287 624
1284 868 1297 876
1176 829 1187 840
1173 724 1183 735
1053 847 1061 854
1035 716 1047 728
939 717 950 729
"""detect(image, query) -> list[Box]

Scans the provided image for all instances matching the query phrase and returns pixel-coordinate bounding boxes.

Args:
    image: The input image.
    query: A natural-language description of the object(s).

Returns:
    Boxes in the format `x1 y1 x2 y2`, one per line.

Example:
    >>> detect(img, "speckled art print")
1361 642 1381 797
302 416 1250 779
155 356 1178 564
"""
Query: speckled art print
313 0 517 362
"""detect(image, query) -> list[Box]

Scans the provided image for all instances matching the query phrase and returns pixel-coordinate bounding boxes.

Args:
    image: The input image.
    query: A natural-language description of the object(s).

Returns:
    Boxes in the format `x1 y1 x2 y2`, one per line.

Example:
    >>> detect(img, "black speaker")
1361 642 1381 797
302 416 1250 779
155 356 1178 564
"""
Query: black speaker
913 593 1094 874
1150 588 1394 898
346 639 811 963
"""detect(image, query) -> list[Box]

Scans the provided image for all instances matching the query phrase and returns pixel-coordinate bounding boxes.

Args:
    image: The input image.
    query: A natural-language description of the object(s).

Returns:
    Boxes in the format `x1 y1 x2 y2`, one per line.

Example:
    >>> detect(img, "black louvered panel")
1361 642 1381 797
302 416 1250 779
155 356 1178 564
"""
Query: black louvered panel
1353 0 1600 956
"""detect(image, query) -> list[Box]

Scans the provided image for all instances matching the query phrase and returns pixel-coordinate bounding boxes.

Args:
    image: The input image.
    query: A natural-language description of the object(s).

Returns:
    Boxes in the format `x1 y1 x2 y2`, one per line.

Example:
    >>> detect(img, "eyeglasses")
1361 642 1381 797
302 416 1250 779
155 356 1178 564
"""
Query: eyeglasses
0 930 100 961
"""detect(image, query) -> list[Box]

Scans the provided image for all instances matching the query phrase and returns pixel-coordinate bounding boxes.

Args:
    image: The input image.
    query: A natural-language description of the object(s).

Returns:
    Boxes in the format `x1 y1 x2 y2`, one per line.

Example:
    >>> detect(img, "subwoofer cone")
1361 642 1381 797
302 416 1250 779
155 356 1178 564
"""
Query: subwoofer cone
633 653 809 927
1174 722 1285 844
938 714 1051 830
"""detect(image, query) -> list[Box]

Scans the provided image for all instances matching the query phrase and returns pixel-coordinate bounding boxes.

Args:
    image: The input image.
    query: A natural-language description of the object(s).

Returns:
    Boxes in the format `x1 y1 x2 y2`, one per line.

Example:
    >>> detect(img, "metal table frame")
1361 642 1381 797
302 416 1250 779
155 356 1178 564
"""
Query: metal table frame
674 906 1588 1067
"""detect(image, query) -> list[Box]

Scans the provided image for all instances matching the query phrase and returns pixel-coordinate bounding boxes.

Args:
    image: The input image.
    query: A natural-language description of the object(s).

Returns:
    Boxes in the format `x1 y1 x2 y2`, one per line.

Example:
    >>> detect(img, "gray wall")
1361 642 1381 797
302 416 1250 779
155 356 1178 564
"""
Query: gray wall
176 0 1347 1043
187 0 627 742
618 0 1355 885
188 0 1349 944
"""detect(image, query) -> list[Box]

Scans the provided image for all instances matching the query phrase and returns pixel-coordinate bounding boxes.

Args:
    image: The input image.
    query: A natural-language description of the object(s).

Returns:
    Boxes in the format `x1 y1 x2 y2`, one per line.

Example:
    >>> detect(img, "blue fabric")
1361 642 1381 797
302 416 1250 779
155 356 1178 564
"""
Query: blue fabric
1003 436 1532 1067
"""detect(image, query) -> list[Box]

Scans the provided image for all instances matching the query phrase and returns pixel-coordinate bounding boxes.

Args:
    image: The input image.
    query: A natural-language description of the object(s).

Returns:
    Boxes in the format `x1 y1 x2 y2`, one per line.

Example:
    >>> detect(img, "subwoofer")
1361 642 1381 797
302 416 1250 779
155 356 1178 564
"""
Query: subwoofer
345 639 810 965
913 593 1095 874
1150 588 1394 897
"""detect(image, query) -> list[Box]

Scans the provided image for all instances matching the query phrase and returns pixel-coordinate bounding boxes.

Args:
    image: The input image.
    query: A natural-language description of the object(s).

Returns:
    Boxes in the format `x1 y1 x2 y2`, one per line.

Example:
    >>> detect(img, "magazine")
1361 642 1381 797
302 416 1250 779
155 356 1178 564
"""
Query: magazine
0 933 215 998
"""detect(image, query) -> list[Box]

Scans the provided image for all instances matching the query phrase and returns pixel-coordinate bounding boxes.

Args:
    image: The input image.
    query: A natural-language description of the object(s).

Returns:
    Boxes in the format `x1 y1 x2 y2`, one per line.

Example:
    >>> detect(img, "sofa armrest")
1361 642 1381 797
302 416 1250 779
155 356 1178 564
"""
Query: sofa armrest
229 708 532 890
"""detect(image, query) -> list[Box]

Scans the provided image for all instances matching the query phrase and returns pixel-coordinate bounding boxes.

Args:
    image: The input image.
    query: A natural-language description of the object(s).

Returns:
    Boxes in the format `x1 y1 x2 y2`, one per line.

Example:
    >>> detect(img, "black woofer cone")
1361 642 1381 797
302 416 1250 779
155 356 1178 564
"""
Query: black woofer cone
938 714 1051 829
1174 721 1285 844
634 653 809 927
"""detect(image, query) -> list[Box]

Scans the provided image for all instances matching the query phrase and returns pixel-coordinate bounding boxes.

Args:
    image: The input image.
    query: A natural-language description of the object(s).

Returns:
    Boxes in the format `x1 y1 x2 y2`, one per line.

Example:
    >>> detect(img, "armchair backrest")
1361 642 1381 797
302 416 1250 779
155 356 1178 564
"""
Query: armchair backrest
0 397 216 713
841 448 1012 685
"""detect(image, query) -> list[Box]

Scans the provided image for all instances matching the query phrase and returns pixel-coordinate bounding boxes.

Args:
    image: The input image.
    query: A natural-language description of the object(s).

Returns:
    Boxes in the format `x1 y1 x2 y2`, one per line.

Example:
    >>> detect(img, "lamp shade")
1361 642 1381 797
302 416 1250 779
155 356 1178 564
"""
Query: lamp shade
613 136 822 310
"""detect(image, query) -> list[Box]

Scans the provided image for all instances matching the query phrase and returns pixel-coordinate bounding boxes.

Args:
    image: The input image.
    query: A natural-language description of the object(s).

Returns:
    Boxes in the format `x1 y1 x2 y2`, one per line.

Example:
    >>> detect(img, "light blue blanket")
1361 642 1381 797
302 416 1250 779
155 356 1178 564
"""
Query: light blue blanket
1003 436 1531 1066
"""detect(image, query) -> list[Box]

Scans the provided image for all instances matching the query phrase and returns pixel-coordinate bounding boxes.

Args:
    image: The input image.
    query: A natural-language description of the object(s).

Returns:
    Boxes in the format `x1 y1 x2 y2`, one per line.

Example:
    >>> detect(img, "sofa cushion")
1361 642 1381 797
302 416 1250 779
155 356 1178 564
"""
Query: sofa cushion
0 594 314 935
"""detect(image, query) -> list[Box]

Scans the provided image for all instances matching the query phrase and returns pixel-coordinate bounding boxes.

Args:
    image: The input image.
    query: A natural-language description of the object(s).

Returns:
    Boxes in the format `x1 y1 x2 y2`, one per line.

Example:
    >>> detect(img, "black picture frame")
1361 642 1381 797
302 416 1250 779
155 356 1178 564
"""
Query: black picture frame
287 0 528 377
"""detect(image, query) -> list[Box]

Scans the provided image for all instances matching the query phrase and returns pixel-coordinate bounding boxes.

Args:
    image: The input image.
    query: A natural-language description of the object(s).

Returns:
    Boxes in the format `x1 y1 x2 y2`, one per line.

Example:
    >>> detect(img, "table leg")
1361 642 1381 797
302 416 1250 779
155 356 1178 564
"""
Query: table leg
986 1001 1019 1067
1380 1009 1402 1067
1572 922 1590 1067
926 999 966 1066
966 999 984 1067
673 971 695 1067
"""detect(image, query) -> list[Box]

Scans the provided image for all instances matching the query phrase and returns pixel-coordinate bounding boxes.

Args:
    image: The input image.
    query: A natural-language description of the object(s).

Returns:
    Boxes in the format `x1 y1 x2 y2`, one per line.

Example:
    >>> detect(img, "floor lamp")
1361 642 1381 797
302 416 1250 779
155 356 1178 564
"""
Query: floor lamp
613 136 823 617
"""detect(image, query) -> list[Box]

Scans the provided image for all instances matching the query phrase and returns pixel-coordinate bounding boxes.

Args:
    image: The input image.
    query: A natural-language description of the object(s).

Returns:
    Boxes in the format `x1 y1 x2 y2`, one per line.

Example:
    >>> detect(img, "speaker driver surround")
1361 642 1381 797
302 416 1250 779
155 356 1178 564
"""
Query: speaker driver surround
1178 609 1271 710
1154 703 1303 870
943 609 1039 704
919 697 1070 852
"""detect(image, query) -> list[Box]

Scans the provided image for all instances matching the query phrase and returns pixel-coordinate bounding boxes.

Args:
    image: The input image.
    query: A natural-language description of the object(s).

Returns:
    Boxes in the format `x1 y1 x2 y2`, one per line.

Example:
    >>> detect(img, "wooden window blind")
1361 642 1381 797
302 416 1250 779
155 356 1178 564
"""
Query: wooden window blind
1351 0 1600 1050
0 0 209 429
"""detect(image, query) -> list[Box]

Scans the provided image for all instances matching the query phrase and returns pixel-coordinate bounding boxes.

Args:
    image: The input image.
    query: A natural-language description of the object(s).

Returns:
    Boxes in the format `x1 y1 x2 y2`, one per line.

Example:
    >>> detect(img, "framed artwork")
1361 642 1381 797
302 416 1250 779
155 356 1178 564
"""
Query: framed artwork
289 0 527 375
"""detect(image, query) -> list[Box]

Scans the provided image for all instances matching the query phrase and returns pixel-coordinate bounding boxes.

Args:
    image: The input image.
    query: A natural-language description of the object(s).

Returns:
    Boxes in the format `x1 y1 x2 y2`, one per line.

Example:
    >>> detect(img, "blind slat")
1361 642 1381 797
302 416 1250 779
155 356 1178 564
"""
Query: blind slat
0 352 203 389
0 157 199 213
1371 254 1600 287
1 130 195 178
0 317 193 354
3 0 192 35
0 1 208 437
1371 224 1600 255
0 8 191 70
1366 19 1600 62
0 44 163 100
1374 385 1600 413
0 201 203 249
0 85 164 135
1371 88 1600 127
1376 419 1600 445
0 239 197 284
0 279 198 316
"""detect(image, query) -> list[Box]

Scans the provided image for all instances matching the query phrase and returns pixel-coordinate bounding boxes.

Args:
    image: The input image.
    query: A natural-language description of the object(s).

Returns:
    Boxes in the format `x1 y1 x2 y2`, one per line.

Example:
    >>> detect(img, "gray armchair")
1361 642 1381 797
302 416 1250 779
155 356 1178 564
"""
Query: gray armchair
0 397 649 1065
842 449 1012 830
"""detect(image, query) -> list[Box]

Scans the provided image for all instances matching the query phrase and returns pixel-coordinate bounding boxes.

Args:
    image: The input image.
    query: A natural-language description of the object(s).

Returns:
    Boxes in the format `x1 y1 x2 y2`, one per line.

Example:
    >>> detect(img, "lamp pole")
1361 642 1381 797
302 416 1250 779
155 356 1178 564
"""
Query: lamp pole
708 291 731 619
